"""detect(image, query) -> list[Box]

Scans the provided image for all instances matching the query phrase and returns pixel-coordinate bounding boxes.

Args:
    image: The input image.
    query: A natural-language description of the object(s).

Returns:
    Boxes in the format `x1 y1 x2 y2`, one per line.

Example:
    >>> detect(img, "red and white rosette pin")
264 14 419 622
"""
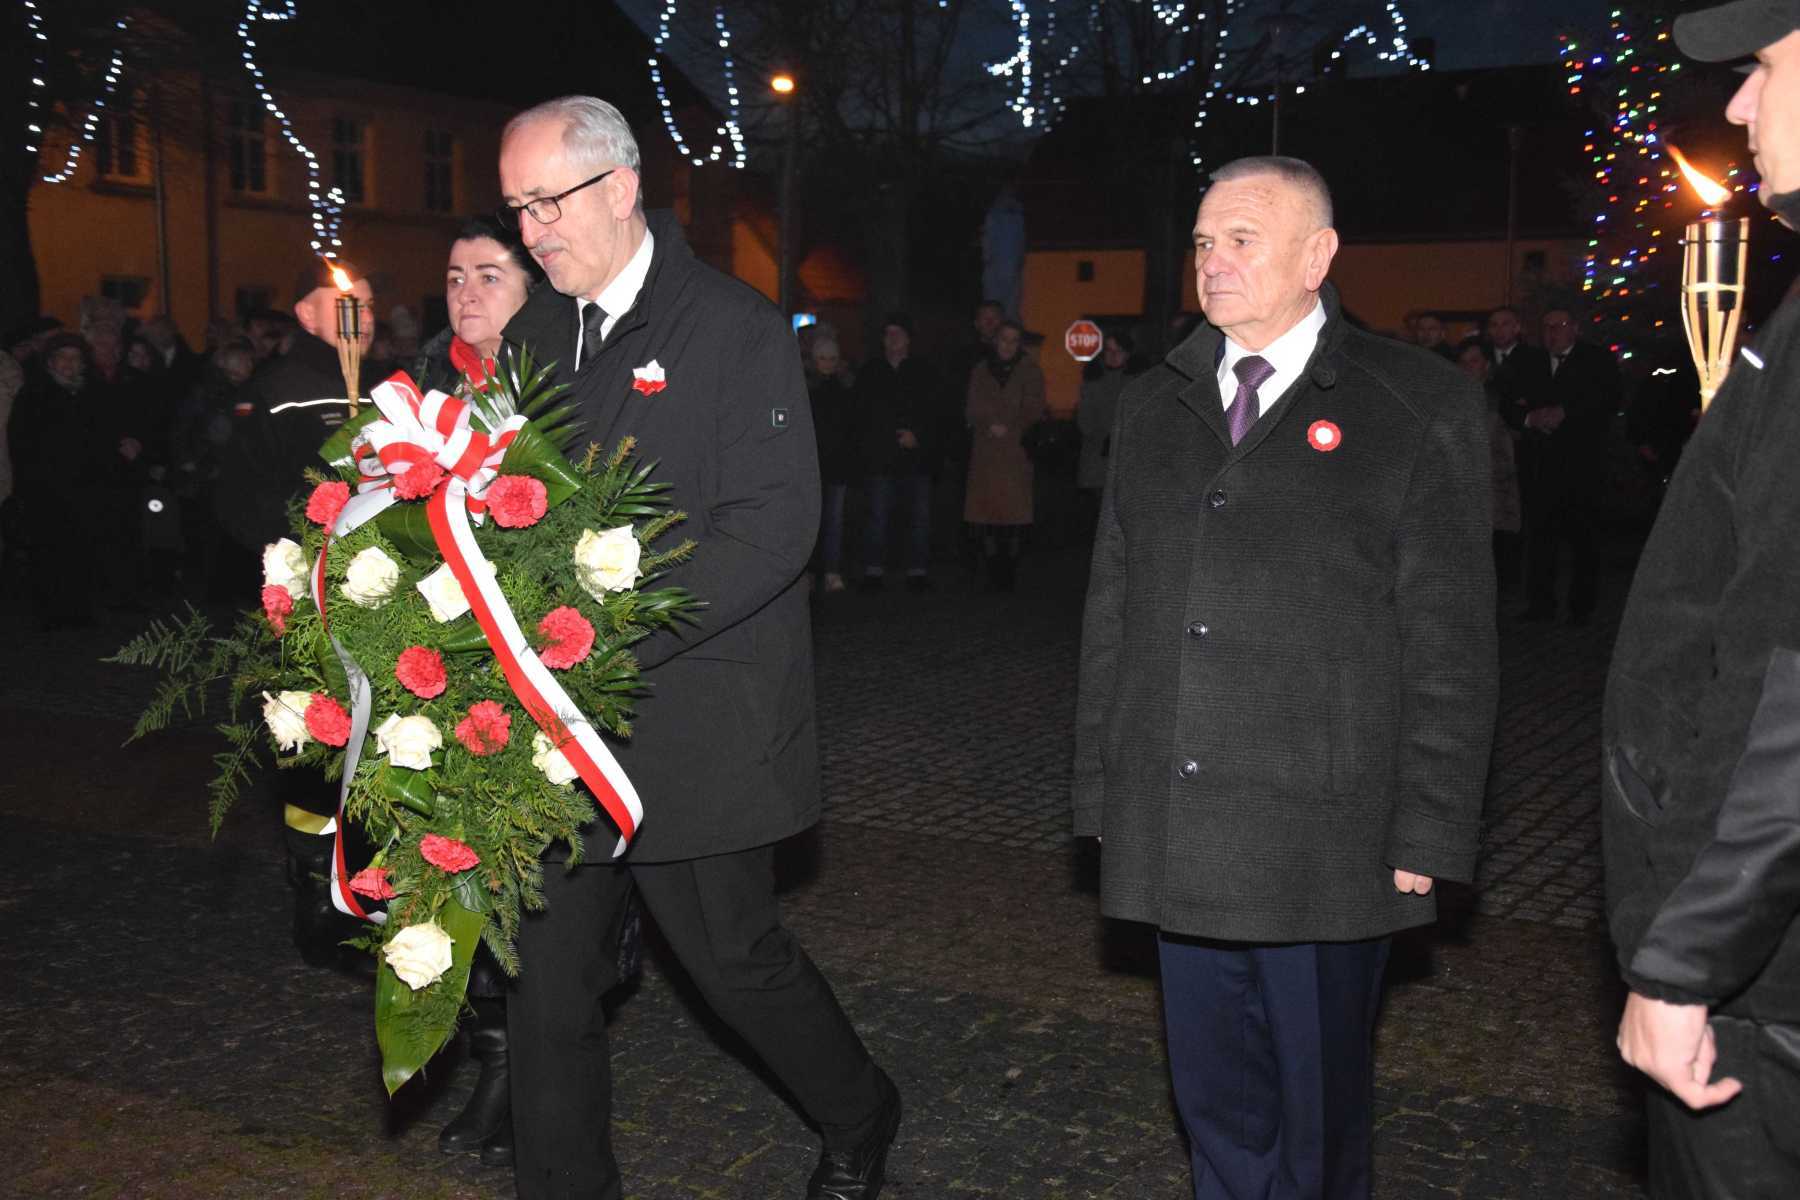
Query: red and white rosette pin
1306 419 1343 453
631 360 667 396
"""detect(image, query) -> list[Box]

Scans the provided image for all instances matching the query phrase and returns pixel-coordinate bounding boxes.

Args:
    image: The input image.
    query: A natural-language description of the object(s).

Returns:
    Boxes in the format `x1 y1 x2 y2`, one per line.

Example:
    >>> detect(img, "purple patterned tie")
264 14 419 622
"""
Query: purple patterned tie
1227 354 1275 446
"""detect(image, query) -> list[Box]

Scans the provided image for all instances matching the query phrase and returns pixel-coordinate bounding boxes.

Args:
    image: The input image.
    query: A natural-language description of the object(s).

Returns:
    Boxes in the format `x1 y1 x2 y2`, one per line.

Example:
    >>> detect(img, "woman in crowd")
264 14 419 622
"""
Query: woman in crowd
1456 336 1522 592
964 320 1045 591
7 333 119 628
1075 332 1134 528
414 214 543 396
807 335 860 593
409 215 543 1171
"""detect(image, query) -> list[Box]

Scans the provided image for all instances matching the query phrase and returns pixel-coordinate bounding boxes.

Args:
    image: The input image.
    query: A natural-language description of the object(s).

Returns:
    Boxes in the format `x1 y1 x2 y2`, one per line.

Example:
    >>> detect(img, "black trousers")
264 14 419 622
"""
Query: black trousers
1647 1015 1800 1199
507 842 885 1200
1524 495 1597 617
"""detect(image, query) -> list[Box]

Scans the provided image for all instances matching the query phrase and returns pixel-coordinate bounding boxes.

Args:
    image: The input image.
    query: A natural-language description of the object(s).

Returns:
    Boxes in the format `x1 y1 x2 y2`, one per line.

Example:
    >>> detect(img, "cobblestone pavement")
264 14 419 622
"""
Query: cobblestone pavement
0 542 1649 1198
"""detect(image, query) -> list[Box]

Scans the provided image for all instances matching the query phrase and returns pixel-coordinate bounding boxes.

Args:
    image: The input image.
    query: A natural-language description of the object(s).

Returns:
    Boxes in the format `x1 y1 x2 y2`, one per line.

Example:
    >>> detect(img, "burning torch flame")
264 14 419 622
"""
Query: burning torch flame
1669 144 1731 208
329 264 353 293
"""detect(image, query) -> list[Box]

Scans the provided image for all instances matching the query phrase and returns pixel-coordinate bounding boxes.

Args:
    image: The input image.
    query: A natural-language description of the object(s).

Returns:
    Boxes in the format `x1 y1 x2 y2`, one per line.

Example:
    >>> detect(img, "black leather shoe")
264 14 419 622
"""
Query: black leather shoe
478 1116 514 1168
807 1073 901 1199
440 1007 509 1154
857 574 885 594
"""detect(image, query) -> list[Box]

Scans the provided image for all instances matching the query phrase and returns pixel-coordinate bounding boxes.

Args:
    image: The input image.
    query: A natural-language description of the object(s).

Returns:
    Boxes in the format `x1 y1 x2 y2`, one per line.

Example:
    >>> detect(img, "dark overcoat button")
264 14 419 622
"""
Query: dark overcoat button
1178 759 1199 779
1207 490 1227 509
1187 621 1209 638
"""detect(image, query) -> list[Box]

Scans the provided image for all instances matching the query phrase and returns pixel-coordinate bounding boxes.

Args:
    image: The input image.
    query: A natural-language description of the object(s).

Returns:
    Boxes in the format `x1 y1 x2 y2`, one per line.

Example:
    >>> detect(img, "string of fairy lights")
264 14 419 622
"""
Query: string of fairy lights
649 0 747 169
1562 8 1759 355
236 0 345 256
25 1 132 185
985 1 1430 170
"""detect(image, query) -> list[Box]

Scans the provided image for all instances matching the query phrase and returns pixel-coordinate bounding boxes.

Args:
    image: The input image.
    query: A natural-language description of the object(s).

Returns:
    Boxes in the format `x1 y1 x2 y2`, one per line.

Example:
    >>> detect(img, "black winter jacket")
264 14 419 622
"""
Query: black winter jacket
502 212 821 862
1604 290 1800 1020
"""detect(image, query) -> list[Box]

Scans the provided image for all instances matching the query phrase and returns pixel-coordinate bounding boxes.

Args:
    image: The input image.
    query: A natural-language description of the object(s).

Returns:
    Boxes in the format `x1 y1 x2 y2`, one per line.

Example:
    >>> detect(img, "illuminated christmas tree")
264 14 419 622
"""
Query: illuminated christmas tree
1562 7 1749 362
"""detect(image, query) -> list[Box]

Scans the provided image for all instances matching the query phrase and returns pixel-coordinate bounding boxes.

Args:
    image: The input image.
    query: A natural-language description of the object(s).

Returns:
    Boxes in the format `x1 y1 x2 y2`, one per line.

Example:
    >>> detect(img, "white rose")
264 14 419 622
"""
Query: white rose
572 526 642 600
374 713 443 771
416 562 471 623
414 560 496 623
262 538 310 600
262 690 314 752
383 921 455 990
340 545 401 607
531 729 579 786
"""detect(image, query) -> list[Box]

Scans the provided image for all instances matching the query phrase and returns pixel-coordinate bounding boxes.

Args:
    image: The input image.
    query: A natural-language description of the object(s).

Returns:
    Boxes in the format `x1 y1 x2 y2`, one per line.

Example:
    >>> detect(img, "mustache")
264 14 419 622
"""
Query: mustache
531 239 567 258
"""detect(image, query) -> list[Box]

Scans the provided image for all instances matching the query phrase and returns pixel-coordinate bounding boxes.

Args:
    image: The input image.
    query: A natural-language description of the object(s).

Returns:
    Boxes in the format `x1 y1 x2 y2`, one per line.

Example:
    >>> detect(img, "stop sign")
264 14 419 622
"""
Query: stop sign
1065 319 1104 362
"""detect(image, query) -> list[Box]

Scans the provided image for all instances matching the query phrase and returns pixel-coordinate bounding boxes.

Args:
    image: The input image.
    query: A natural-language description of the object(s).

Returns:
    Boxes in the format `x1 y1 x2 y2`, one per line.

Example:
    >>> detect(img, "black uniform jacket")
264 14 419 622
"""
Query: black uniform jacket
1073 284 1498 943
1605 292 1800 1020
213 334 365 554
503 212 821 863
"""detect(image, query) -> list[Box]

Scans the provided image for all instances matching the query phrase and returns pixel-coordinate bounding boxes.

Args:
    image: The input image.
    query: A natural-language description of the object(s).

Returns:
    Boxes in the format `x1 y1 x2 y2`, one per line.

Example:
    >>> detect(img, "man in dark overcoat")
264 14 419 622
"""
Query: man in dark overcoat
1608 5 1800 1194
496 96 899 1200
855 312 945 591
1516 307 1621 624
1073 156 1497 1200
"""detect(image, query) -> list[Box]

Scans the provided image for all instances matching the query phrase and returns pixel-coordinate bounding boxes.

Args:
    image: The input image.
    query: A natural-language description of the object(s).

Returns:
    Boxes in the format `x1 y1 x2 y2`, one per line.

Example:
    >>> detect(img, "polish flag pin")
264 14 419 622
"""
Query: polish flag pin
1306 419 1342 452
631 360 667 396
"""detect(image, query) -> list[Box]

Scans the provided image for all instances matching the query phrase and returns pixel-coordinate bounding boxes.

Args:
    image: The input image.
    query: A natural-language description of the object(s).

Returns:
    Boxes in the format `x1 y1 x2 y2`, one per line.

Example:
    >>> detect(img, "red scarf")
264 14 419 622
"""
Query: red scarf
447 335 494 392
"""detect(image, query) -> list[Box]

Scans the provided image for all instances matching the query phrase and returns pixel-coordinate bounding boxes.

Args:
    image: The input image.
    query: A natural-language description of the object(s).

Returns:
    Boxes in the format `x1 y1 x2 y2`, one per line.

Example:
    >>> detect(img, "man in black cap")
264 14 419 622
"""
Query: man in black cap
1605 3 1800 1194
214 257 376 969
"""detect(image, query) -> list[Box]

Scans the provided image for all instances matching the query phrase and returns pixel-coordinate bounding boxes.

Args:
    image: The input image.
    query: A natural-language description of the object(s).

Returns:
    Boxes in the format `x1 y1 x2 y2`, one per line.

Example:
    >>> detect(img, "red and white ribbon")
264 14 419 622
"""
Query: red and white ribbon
310 371 644 920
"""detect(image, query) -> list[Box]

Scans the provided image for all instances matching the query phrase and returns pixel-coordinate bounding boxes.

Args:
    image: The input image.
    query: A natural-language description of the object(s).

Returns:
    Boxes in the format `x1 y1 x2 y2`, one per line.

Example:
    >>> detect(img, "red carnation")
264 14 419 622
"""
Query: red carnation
348 866 396 900
454 699 511 757
420 832 480 873
304 693 352 747
393 460 447 500
394 645 448 699
262 584 294 635
306 480 351 528
487 474 548 529
537 606 595 670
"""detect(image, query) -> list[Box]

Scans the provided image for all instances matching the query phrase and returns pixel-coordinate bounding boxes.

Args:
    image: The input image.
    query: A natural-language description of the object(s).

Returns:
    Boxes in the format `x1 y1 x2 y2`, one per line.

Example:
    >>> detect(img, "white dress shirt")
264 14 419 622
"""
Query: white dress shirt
1216 299 1327 417
574 228 656 364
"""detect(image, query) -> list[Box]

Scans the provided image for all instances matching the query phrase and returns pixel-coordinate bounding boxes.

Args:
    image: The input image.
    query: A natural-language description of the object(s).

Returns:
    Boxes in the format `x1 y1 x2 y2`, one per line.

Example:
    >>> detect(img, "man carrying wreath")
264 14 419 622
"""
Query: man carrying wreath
495 96 900 1200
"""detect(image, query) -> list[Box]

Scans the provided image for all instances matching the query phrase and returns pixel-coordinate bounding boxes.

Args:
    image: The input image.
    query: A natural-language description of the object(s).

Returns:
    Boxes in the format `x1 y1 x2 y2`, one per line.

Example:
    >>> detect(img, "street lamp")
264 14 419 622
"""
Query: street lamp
772 72 799 314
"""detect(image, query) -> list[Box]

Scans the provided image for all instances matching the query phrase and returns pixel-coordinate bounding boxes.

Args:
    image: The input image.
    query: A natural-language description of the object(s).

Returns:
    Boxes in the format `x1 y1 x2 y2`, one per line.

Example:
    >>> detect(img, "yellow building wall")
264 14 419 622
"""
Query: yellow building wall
731 217 780 304
1329 238 1585 336
1020 249 1146 416
28 71 512 348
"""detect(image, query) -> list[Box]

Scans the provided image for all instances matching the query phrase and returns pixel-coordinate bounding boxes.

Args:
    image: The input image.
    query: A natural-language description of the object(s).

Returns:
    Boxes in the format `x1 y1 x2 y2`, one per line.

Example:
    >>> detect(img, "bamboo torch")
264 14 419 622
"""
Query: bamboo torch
330 263 364 418
1670 145 1748 412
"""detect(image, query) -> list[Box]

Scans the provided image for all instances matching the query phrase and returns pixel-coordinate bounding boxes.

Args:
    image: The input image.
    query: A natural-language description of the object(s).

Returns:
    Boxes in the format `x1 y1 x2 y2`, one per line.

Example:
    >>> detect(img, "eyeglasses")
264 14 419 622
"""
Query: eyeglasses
498 168 616 227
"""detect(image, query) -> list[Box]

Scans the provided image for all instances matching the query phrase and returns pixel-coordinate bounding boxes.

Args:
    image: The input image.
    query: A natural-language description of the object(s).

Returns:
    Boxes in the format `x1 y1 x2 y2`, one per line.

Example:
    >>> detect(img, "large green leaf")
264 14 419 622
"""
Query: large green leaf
499 423 586 509
374 764 437 818
375 896 485 1096
318 406 383 474
434 613 492 655
372 502 441 562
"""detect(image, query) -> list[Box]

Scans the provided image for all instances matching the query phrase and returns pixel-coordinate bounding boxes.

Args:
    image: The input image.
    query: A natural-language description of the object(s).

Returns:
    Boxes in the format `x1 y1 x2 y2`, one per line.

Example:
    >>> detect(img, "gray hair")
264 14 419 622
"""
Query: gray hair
1209 155 1334 230
810 337 841 360
505 96 642 174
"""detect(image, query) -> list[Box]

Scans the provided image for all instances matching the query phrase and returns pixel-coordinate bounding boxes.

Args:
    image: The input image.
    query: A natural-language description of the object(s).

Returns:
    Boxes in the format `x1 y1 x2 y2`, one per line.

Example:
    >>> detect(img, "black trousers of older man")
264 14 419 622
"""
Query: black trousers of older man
507 844 887 1199
1159 933 1391 1200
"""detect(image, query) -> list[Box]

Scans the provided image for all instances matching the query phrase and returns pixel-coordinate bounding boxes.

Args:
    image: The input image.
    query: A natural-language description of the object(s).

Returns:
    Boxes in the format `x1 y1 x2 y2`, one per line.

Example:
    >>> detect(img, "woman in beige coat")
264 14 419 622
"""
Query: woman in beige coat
964 320 1046 590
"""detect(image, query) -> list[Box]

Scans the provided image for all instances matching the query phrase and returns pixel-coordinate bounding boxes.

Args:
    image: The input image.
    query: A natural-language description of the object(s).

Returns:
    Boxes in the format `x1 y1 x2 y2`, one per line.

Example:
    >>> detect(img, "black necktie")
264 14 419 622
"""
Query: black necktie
580 301 606 368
